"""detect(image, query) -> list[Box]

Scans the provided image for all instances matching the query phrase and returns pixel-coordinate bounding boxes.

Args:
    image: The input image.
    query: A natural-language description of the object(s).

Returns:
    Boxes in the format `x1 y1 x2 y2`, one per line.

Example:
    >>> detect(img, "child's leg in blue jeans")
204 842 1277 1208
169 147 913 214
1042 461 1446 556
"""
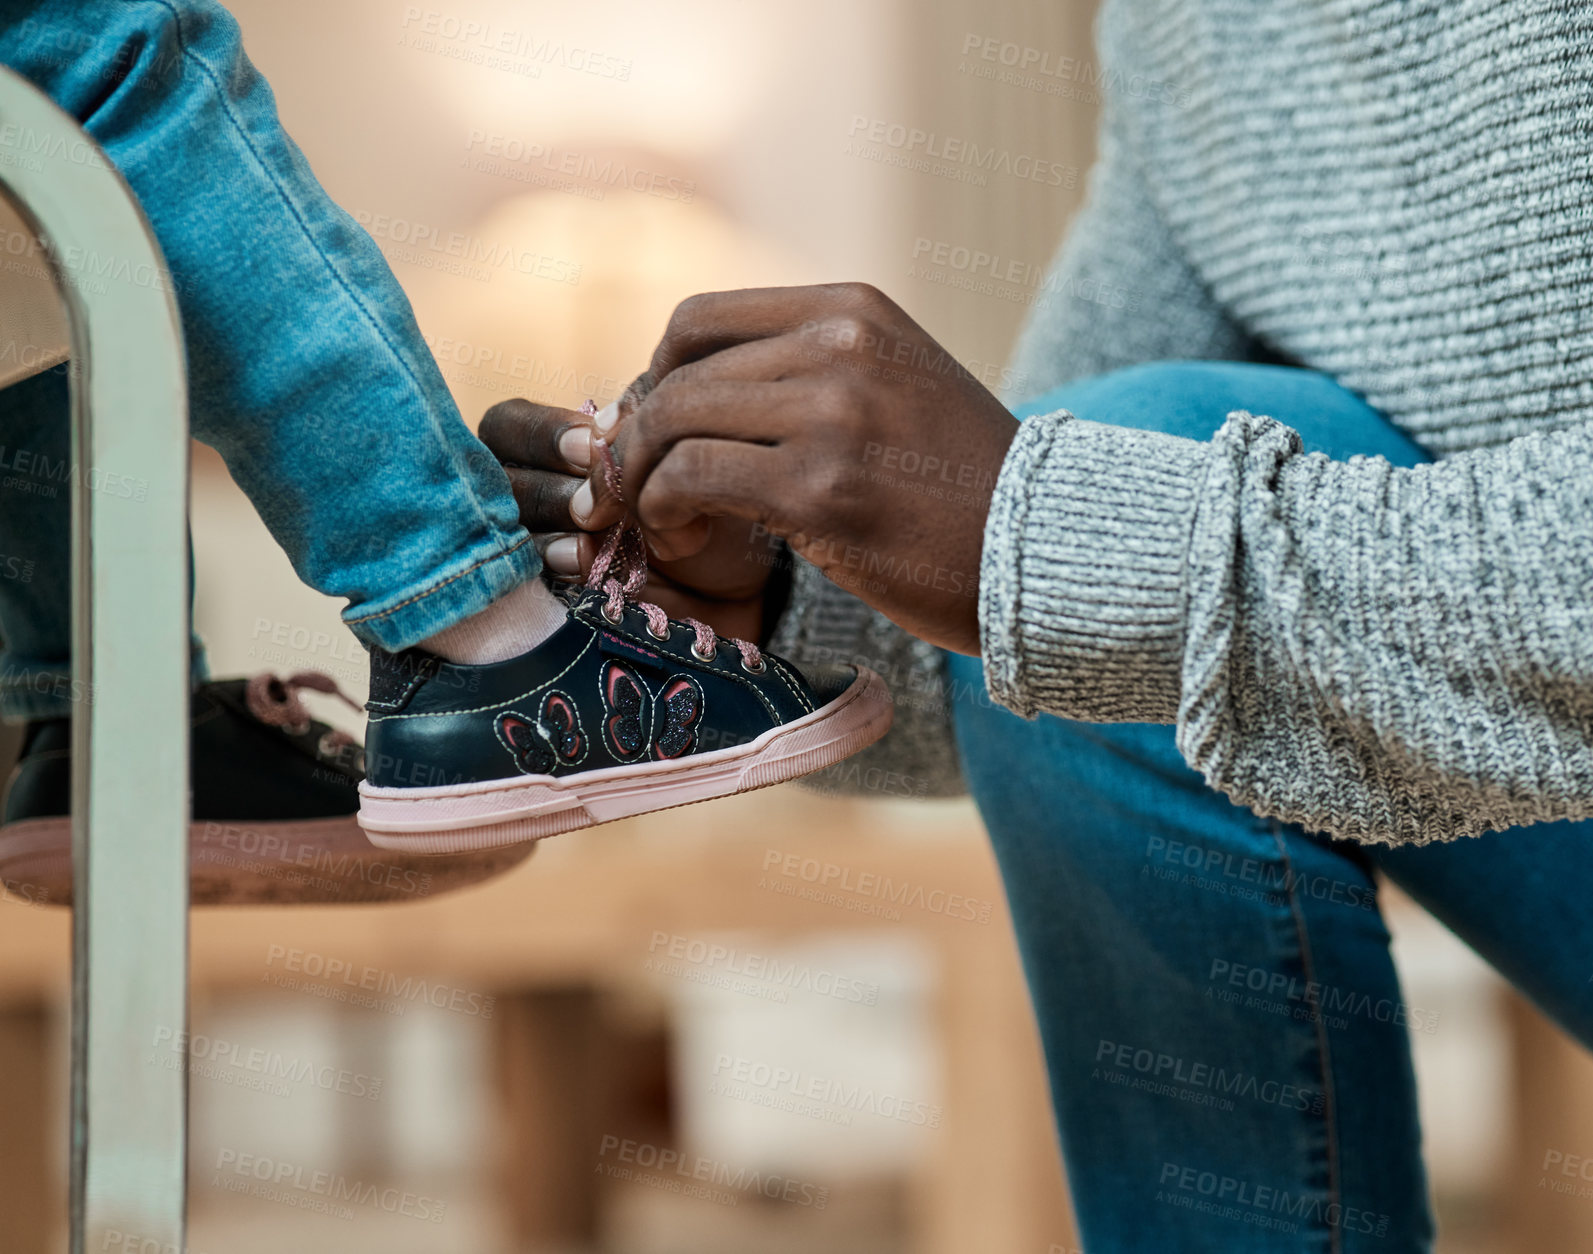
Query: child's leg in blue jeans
0 0 539 717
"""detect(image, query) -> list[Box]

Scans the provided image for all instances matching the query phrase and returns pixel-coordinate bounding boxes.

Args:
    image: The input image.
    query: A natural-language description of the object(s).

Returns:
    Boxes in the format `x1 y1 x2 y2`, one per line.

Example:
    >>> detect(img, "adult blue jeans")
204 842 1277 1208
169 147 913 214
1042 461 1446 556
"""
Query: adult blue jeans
0 0 538 717
949 361 1593 1253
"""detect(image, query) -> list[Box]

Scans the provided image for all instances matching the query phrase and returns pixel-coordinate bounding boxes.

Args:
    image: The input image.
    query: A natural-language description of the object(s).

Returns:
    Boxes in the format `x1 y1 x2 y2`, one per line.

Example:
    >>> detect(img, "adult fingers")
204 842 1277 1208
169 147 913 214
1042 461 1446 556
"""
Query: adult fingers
534 528 603 579
633 437 788 547
638 281 892 397
479 397 594 474
615 375 806 502
503 465 589 535
579 334 828 536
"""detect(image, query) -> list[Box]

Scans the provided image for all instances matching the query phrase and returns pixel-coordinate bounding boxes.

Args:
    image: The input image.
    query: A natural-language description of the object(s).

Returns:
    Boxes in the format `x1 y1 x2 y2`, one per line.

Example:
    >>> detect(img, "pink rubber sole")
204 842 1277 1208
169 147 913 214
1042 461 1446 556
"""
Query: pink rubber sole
358 666 893 854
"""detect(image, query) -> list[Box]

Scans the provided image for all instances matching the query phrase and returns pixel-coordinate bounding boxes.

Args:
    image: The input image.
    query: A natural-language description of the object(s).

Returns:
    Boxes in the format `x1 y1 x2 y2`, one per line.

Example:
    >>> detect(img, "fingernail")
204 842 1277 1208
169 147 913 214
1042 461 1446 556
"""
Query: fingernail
594 401 619 436
570 480 594 525
558 426 592 469
542 534 580 575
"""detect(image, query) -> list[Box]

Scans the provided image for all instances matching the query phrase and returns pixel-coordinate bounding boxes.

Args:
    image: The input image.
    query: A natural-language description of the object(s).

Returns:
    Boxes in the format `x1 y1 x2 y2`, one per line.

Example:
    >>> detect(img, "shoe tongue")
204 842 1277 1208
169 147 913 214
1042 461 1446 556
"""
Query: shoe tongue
551 580 588 609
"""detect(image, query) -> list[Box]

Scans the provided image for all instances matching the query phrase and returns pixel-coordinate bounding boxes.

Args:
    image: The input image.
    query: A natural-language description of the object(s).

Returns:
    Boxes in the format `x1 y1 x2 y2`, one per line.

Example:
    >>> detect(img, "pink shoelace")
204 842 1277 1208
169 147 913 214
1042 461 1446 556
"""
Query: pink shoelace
580 400 764 672
245 670 363 757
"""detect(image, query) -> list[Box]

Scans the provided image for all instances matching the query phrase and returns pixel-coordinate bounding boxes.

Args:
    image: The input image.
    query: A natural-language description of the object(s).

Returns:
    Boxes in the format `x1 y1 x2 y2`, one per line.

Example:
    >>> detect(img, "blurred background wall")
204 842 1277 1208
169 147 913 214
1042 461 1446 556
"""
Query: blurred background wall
2 1 1592 1251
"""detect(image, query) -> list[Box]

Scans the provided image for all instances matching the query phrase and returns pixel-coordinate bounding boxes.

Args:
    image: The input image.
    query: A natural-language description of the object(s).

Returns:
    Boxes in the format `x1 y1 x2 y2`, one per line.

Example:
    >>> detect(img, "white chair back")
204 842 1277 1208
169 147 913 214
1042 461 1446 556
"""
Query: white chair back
0 65 191 1254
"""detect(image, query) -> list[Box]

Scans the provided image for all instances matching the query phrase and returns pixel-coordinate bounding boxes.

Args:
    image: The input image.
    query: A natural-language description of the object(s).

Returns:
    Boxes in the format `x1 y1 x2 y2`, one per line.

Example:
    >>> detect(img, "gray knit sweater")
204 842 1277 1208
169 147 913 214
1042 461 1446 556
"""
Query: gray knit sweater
772 0 1593 846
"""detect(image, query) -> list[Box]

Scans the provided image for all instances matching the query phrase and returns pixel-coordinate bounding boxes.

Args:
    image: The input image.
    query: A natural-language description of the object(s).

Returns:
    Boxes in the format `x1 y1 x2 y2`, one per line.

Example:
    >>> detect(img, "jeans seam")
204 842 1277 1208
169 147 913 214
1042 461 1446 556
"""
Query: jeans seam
1270 820 1343 1254
147 0 501 539
343 533 533 626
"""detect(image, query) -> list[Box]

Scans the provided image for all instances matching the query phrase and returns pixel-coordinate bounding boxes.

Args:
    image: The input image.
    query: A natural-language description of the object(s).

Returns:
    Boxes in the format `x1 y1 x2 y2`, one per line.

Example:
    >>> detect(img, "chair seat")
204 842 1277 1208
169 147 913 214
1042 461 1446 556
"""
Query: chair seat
0 814 536 907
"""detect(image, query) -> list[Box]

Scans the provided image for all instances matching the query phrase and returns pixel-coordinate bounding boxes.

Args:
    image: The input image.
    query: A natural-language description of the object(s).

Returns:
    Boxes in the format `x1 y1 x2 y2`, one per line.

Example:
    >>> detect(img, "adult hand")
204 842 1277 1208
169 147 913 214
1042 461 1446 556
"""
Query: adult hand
477 396 773 641
610 283 1019 655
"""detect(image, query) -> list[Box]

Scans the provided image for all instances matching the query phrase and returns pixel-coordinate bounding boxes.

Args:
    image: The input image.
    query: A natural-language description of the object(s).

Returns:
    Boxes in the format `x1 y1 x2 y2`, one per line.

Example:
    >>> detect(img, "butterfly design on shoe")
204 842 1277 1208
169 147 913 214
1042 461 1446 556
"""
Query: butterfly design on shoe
496 690 585 776
600 660 706 763
601 660 653 763
654 674 705 759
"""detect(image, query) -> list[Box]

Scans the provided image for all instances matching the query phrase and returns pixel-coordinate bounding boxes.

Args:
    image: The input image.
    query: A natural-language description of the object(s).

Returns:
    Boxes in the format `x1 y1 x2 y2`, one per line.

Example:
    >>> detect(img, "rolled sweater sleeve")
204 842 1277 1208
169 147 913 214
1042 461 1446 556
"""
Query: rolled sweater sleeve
981 405 1593 846
771 105 1263 798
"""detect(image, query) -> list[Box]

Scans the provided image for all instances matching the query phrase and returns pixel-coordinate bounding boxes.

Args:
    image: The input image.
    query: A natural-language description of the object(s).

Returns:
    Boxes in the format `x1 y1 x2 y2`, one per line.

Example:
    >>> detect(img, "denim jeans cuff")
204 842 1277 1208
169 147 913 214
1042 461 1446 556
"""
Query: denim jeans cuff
341 532 541 653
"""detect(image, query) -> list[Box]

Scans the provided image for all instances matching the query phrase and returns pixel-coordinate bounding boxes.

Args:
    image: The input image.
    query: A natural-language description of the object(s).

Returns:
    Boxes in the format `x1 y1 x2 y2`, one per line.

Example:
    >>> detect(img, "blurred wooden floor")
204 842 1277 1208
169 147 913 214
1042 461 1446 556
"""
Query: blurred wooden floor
0 788 1076 1253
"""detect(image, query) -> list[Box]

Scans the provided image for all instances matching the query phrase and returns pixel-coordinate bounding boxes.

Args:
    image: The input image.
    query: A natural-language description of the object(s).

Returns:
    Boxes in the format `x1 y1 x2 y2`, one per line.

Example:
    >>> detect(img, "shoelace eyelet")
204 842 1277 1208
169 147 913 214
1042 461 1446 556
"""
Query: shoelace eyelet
691 643 715 663
646 623 670 642
741 657 767 675
601 604 624 626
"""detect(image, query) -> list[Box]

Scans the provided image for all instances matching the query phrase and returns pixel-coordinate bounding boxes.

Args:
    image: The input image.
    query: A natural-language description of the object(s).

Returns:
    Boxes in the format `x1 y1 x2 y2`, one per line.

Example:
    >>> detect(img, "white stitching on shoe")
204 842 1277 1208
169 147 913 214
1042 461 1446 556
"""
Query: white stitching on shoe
367 635 596 722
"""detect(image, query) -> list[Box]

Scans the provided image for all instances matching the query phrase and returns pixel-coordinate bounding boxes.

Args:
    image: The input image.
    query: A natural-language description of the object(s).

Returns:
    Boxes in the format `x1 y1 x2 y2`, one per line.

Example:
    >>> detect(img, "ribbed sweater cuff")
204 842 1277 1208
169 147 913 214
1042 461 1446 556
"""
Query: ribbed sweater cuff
979 412 1209 723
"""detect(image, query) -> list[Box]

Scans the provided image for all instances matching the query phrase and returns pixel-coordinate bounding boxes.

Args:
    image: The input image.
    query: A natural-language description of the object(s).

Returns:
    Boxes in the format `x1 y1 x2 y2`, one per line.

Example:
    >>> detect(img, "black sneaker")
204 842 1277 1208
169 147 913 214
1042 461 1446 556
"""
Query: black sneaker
0 674 533 906
359 447 892 854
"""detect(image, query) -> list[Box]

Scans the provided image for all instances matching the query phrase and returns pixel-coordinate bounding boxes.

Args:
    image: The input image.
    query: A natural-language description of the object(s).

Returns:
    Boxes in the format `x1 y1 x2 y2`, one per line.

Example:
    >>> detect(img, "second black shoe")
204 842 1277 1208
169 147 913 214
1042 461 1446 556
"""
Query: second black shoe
0 674 534 905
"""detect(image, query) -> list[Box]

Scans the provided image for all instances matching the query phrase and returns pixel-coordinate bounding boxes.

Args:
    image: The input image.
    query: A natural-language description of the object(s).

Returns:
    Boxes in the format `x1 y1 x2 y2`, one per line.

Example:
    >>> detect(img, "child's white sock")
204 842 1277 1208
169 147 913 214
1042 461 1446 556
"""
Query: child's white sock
420 578 567 665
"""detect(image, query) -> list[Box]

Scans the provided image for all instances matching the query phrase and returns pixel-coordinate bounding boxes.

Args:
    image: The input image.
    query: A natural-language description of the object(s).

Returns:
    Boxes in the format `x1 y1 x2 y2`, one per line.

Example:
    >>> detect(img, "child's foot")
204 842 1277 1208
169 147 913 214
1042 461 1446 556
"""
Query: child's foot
358 590 891 852
358 441 892 852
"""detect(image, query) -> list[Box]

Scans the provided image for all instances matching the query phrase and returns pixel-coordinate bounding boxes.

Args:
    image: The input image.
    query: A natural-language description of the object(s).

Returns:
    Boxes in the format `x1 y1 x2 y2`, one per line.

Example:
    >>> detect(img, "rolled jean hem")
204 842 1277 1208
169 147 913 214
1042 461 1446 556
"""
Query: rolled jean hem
341 531 541 652
0 638 211 721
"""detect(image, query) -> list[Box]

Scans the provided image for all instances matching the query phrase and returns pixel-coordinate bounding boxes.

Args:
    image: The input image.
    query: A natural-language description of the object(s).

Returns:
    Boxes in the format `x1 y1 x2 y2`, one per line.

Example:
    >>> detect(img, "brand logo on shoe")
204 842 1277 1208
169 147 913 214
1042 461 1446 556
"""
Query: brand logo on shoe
601 628 662 662
496 691 585 775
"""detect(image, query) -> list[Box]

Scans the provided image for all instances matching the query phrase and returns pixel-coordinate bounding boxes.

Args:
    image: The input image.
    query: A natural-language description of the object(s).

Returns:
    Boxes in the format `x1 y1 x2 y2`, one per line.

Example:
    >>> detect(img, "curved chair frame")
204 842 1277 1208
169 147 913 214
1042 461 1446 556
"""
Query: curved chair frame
0 66 191 1251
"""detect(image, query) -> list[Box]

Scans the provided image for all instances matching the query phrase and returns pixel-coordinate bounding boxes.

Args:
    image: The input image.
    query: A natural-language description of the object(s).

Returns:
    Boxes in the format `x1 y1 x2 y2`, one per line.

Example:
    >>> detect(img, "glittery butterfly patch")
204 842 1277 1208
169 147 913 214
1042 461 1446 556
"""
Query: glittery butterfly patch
600 659 652 763
654 674 705 759
496 690 584 775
